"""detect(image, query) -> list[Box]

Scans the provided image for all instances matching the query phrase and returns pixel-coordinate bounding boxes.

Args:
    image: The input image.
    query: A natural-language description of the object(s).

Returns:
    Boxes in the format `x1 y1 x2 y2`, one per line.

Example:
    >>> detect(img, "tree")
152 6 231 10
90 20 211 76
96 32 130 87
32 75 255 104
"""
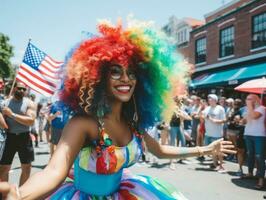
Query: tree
0 33 14 78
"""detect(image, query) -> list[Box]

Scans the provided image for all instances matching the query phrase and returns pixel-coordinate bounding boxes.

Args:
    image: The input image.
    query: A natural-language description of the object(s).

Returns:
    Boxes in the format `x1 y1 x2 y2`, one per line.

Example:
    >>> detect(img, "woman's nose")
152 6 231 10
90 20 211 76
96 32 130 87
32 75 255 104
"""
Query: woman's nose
120 70 129 82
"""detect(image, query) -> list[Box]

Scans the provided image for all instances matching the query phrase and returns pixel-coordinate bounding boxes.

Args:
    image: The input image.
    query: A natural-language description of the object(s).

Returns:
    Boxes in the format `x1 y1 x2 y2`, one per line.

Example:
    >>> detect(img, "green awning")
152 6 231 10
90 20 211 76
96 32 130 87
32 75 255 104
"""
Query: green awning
190 62 266 88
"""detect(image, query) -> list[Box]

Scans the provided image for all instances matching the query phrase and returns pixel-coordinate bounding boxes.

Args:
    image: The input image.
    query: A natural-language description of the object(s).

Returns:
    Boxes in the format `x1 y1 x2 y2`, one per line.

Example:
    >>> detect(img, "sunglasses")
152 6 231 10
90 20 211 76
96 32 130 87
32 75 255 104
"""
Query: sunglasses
17 87 26 91
109 65 137 80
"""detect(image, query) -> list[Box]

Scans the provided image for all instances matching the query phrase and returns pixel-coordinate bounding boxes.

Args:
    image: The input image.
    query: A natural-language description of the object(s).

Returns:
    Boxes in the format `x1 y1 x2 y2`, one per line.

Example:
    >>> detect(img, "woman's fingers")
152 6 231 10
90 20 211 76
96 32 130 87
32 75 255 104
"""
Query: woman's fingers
221 140 233 145
0 182 11 194
222 153 228 157
221 149 237 154
222 145 235 149
216 138 224 143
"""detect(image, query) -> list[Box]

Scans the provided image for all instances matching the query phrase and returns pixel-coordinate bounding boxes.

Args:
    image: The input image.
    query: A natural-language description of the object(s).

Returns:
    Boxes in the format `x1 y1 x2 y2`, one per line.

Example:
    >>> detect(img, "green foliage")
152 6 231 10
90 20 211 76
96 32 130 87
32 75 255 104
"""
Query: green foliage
0 33 14 78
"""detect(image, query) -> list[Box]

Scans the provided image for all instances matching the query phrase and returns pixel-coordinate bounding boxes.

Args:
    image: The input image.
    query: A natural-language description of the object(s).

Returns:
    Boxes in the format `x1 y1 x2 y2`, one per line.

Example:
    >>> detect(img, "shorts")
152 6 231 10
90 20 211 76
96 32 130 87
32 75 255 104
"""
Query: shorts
236 132 245 149
0 132 34 165
44 122 51 132
204 135 222 145
51 127 63 145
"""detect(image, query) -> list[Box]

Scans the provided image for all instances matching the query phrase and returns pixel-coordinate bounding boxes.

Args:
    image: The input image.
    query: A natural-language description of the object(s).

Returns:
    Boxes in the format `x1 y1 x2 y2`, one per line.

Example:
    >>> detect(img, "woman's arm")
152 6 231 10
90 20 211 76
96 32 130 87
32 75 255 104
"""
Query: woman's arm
0 113 8 129
144 133 235 160
1 117 98 200
176 109 192 121
2 101 37 126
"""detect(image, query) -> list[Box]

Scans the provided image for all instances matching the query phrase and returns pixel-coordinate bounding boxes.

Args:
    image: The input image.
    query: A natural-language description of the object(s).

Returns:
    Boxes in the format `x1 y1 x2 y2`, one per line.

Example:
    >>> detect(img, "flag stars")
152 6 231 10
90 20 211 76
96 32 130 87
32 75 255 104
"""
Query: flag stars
23 43 46 69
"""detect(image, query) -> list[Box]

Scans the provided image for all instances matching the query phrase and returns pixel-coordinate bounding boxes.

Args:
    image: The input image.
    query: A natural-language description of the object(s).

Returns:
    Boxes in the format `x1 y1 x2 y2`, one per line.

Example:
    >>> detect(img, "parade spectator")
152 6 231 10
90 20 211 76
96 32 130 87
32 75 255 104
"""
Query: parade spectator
191 96 202 145
227 98 245 174
158 121 169 145
234 99 246 176
203 94 226 173
36 103 45 143
169 97 191 169
225 98 234 138
48 101 71 156
219 96 227 111
242 94 266 190
0 82 36 185
197 99 207 161
182 97 193 146
43 102 52 146
29 94 38 147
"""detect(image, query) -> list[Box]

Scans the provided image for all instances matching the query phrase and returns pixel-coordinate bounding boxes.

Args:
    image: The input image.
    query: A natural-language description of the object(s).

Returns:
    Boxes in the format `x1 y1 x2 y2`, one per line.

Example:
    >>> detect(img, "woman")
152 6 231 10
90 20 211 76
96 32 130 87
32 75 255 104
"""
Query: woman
0 20 235 199
242 94 266 190
197 99 207 161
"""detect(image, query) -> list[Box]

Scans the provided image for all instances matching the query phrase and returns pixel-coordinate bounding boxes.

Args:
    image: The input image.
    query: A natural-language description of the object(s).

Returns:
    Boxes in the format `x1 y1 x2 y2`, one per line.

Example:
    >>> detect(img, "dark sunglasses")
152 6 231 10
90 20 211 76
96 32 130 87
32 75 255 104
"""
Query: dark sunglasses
17 87 26 91
109 65 137 80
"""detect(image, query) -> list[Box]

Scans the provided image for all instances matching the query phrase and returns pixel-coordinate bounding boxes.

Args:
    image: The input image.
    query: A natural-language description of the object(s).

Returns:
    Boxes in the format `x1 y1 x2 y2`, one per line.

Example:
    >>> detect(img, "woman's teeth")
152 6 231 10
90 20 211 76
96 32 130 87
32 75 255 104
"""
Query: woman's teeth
116 86 131 92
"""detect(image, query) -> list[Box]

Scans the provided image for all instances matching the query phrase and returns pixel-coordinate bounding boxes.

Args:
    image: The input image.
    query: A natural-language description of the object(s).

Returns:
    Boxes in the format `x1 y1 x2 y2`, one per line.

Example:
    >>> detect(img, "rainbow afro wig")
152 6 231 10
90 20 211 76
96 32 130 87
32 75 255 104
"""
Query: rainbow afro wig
60 19 190 130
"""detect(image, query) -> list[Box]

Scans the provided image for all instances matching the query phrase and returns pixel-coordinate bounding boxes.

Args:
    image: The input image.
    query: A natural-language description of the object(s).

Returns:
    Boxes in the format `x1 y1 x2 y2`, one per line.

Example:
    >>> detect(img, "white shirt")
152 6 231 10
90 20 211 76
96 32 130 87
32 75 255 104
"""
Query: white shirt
203 105 226 138
244 105 266 137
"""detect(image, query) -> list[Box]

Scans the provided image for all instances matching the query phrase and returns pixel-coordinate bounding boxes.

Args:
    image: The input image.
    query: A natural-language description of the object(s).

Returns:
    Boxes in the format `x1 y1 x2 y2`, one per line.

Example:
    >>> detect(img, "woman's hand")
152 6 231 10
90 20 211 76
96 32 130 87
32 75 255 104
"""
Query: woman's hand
0 182 21 200
208 138 236 157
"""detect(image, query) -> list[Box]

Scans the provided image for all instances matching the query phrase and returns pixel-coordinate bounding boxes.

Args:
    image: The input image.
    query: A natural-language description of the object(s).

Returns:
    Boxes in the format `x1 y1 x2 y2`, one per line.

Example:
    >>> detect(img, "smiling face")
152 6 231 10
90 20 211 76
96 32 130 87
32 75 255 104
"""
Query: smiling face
106 64 137 103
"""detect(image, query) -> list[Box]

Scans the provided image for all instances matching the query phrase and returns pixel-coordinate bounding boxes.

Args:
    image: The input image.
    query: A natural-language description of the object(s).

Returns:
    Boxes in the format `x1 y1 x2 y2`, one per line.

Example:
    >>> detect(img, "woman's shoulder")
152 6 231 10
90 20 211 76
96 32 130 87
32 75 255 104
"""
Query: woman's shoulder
69 112 100 141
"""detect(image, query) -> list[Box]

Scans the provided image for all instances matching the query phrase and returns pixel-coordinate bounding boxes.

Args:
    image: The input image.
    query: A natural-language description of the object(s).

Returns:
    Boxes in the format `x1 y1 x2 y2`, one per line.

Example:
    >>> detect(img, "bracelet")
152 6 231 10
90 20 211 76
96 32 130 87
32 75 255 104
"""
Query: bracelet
196 146 204 157
11 113 17 120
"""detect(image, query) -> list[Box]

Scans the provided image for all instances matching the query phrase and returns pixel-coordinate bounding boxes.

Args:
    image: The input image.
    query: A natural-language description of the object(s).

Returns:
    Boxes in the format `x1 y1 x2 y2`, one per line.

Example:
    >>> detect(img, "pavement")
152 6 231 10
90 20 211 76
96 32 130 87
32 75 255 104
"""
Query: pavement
8 142 266 200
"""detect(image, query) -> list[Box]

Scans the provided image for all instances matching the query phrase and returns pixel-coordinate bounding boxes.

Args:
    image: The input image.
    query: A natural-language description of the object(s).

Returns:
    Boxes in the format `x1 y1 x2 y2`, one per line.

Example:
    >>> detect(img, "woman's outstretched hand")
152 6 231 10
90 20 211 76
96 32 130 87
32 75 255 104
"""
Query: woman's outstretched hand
0 182 21 200
208 138 236 157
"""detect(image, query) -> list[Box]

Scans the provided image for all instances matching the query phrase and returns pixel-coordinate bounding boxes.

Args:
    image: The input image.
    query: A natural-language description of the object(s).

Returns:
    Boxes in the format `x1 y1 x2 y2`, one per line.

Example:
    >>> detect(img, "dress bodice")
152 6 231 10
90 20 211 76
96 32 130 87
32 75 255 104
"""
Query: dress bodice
77 134 143 174
73 128 143 196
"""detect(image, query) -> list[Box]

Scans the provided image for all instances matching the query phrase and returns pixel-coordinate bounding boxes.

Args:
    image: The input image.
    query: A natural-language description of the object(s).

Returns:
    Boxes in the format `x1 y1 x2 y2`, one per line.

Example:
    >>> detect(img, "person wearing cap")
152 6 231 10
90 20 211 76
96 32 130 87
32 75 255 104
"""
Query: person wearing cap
202 94 226 173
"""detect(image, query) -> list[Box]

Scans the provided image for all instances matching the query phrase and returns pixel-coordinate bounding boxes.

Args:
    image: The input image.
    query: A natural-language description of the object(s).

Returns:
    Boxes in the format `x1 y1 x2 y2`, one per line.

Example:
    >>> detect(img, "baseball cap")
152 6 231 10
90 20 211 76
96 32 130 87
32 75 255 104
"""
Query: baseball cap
208 94 218 102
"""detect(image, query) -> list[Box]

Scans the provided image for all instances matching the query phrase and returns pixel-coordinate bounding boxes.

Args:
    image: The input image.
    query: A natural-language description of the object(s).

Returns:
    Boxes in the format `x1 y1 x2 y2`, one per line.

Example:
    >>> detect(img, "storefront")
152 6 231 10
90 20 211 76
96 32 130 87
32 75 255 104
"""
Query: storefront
190 62 266 98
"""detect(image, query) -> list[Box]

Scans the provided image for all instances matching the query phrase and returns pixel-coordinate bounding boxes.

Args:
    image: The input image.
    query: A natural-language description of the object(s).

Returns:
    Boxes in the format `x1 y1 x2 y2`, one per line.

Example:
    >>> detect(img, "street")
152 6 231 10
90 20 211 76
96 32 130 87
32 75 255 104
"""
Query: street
9 142 265 200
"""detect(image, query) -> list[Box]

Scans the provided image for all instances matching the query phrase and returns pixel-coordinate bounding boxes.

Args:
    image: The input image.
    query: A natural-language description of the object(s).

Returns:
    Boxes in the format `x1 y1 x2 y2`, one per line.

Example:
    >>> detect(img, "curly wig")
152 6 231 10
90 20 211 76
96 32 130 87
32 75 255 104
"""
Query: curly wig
60 19 190 130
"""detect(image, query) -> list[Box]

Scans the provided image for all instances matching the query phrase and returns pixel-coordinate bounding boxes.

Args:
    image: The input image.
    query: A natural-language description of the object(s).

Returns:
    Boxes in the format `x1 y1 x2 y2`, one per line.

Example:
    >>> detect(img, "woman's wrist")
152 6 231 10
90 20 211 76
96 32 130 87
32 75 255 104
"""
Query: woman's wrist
200 146 212 156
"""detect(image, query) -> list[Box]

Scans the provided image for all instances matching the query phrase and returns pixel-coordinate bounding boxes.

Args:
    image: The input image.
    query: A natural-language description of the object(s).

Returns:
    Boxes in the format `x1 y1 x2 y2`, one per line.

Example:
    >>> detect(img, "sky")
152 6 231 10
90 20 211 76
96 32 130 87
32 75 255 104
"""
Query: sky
1 0 232 65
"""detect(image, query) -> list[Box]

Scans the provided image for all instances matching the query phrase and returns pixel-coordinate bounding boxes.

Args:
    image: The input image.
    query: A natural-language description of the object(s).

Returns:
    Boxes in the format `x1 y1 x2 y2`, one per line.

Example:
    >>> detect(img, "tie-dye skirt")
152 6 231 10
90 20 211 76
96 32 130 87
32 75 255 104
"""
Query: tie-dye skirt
47 170 187 200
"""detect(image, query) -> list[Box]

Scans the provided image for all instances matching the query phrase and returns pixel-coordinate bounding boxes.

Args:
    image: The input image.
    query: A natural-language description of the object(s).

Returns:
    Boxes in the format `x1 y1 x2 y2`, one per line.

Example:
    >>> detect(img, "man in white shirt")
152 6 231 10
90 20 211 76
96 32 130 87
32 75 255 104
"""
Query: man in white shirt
203 94 226 173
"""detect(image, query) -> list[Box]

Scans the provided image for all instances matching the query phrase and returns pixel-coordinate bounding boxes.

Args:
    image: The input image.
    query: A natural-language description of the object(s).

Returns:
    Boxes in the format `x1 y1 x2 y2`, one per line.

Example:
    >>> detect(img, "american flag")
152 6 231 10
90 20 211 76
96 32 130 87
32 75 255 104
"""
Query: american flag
16 43 63 97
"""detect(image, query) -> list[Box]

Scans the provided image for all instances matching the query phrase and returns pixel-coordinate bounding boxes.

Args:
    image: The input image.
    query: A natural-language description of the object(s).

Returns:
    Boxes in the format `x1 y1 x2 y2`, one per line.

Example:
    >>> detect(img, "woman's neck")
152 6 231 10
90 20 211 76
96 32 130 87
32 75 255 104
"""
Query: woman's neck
106 100 123 123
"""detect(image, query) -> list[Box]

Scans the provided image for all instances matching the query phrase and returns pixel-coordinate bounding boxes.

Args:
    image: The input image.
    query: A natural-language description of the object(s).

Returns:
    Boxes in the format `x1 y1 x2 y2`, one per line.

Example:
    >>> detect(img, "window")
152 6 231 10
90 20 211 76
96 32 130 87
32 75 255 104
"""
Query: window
195 37 206 64
220 26 234 58
177 29 189 45
252 12 266 49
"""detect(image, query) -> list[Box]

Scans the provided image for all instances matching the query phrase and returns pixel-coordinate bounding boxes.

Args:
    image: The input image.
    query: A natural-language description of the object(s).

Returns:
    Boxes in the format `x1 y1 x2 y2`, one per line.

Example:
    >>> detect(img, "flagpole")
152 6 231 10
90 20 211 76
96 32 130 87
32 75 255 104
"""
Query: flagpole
8 39 31 98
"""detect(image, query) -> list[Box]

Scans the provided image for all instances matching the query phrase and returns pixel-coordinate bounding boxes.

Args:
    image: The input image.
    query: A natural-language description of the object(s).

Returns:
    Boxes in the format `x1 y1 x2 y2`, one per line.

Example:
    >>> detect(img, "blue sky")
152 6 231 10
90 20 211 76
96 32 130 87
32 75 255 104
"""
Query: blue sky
1 0 231 64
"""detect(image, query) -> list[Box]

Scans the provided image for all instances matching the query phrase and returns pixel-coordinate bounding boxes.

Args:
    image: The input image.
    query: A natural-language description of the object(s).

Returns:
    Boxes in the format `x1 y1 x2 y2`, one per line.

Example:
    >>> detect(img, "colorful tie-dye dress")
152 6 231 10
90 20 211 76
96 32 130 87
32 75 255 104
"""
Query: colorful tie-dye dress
47 128 187 200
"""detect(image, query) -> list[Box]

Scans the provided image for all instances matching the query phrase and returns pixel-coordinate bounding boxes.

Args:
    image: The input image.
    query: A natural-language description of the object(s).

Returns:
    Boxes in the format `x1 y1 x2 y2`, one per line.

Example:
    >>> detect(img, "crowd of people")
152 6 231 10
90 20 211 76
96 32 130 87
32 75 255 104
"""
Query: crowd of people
145 93 266 190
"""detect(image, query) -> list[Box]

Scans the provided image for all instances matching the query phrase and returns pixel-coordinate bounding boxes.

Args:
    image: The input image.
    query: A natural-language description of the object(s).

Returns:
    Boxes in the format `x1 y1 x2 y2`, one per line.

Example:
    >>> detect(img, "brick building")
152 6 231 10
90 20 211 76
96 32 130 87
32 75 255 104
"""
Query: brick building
186 0 266 98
